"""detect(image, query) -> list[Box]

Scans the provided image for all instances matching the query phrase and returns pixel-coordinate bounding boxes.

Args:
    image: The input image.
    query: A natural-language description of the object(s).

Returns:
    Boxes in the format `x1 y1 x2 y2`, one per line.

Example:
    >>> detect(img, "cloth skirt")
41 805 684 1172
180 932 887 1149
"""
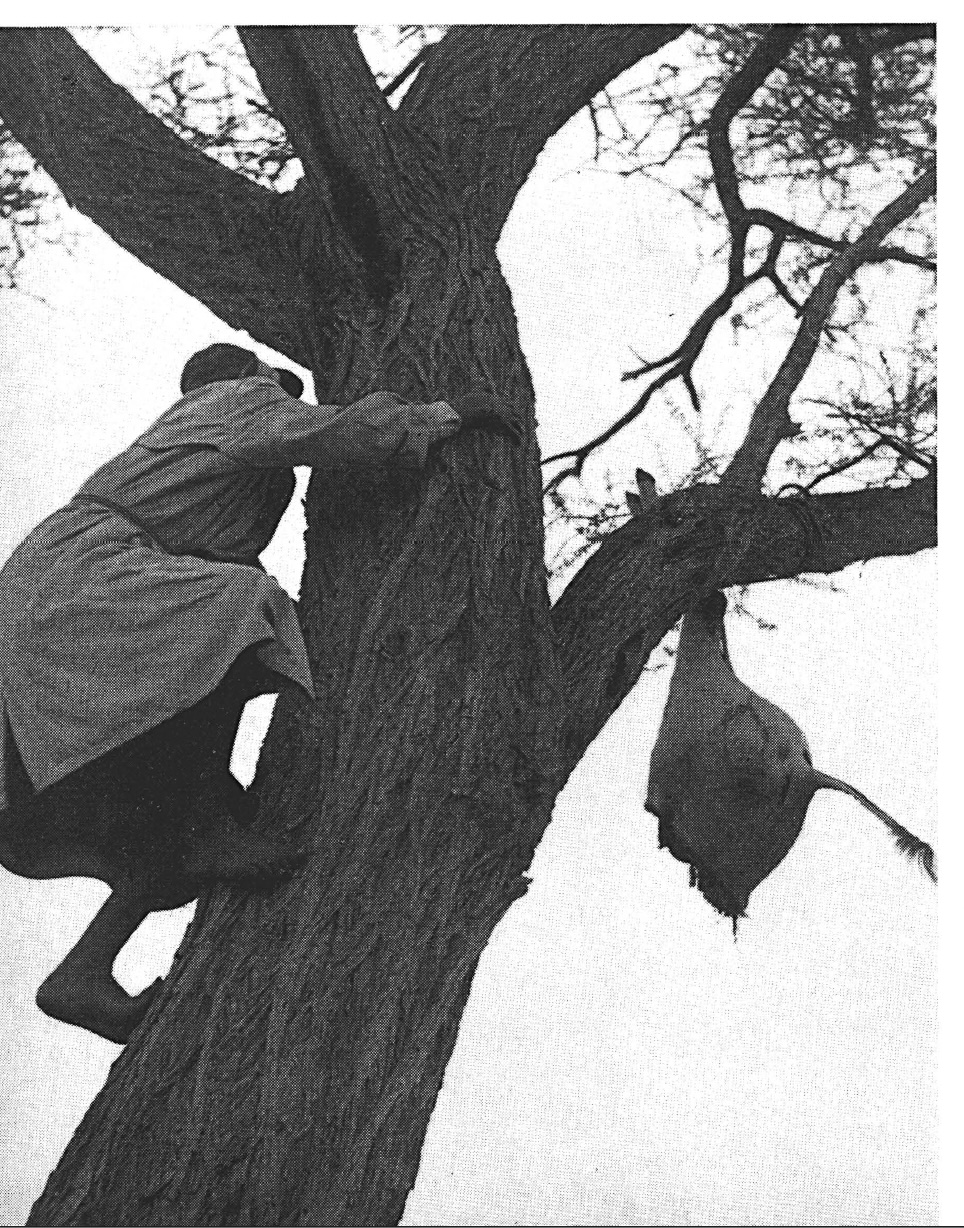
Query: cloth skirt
0 646 283 887
0 501 314 811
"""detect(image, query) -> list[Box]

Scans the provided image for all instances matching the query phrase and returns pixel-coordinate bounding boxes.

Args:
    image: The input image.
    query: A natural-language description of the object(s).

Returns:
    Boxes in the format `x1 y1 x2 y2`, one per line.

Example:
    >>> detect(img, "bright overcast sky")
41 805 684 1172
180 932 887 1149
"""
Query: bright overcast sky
0 24 939 1227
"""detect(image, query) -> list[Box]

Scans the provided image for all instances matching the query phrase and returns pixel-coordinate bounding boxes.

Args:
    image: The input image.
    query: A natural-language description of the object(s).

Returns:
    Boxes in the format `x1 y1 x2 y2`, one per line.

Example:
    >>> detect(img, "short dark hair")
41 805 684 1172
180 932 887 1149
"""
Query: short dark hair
180 344 259 394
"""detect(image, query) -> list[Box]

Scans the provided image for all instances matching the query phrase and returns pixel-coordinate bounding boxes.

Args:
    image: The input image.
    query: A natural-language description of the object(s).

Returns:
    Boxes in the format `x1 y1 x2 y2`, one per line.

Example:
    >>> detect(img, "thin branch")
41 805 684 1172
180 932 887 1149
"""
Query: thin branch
823 416 935 473
541 253 773 494
745 206 936 271
722 164 935 491
543 360 702 494
543 26 935 491
542 28 803 493
815 437 932 490
588 97 605 161
682 371 702 414
785 439 885 492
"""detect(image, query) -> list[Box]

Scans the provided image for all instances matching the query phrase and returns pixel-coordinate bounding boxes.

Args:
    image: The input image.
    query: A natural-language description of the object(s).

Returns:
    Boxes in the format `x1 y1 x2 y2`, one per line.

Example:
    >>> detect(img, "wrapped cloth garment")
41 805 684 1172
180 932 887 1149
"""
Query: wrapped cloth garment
0 377 460 808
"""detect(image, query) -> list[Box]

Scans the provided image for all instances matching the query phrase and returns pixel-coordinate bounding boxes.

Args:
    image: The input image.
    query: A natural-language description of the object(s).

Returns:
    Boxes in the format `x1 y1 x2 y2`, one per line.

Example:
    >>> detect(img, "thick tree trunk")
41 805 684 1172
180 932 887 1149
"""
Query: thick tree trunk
28 230 563 1228
9 25 935 1227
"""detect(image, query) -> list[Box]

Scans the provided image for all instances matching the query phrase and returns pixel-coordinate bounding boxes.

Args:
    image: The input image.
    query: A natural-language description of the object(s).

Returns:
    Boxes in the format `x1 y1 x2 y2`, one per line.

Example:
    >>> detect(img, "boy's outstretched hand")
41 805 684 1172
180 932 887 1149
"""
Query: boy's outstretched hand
450 393 524 444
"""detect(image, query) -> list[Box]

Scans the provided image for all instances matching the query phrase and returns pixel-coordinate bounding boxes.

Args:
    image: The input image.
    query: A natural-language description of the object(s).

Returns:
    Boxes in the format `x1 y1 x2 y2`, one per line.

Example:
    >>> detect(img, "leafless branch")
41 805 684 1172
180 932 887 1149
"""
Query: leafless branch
542 27 935 494
552 468 935 781
401 25 688 231
745 206 935 270
706 26 802 233
543 27 801 494
722 164 935 490
778 425 933 495
779 439 887 493
0 28 308 360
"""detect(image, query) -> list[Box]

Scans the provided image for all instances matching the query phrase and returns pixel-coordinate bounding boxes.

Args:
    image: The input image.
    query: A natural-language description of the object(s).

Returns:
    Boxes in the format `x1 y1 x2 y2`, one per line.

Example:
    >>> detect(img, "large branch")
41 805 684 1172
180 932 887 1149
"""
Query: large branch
552 471 935 781
402 25 688 231
0 28 311 363
238 27 414 300
853 23 936 53
722 165 936 490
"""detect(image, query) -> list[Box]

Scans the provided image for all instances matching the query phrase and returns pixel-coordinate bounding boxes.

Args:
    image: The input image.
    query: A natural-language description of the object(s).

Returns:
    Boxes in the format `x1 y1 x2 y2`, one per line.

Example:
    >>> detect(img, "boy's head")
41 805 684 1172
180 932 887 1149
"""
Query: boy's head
180 344 304 399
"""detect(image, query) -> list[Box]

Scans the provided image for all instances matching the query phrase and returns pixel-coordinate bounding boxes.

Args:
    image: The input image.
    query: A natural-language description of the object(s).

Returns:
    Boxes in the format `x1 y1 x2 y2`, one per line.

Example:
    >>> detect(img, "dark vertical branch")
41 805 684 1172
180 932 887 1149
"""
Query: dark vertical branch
239 27 427 303
722 165 935 490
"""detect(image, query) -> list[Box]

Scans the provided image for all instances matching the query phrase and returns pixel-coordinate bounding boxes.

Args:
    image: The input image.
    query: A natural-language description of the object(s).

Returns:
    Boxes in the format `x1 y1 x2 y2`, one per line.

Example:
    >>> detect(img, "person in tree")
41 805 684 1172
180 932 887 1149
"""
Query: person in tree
0 343 516 1044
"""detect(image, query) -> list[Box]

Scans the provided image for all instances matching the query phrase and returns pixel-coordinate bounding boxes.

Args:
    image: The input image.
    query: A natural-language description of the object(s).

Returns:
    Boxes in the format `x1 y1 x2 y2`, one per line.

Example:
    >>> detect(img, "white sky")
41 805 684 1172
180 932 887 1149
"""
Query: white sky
0 22 942 1228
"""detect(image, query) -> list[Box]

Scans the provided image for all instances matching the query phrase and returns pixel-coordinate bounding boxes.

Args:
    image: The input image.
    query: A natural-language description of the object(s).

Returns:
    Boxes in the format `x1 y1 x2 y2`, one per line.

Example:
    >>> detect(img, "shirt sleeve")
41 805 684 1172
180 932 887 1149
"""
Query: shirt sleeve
219 379 462 470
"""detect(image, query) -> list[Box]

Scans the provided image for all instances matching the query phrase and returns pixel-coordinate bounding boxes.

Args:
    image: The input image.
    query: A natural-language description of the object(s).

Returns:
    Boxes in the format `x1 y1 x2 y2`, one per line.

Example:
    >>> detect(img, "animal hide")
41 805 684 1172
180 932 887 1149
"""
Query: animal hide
646 591 934 930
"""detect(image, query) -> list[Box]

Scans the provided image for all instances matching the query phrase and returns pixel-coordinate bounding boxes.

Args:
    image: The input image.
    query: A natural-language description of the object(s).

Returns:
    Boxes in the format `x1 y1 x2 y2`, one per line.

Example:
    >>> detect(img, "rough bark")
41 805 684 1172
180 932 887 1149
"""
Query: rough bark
28 203 564 1226
2 22 934 1228
0 29 311 364
552 472 936 783
237 27 418 306
402 25 688 231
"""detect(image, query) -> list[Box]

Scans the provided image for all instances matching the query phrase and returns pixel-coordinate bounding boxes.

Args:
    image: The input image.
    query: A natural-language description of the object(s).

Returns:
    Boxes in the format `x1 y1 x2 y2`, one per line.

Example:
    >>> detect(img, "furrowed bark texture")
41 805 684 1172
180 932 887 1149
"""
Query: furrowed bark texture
11 22 934 1228
29 205 565 1228
551 474 937 783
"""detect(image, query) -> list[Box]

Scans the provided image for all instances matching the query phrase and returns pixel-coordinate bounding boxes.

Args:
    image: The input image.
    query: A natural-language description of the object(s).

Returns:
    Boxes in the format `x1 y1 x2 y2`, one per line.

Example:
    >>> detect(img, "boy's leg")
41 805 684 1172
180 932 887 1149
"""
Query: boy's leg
35 884 167 1044
178 775 303 886
150 657 304 884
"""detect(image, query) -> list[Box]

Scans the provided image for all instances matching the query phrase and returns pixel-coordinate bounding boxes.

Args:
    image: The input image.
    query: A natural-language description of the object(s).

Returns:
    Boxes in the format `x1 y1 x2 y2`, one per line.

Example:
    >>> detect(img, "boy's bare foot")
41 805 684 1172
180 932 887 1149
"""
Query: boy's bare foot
36 969 161 1044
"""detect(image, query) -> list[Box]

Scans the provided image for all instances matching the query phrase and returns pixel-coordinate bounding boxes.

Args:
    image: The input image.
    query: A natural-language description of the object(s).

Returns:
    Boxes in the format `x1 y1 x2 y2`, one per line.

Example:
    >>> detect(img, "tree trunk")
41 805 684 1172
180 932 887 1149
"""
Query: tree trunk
9 26 936 1227
28 228 564 1228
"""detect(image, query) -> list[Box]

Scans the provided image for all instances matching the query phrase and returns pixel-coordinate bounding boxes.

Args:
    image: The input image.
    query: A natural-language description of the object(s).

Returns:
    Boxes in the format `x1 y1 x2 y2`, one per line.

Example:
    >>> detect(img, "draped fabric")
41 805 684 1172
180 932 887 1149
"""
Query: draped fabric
0 378 460 807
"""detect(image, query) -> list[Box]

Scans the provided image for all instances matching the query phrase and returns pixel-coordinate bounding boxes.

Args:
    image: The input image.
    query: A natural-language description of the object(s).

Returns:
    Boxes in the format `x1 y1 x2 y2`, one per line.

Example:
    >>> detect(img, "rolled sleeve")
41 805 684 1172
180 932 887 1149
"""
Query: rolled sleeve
221 380 461 471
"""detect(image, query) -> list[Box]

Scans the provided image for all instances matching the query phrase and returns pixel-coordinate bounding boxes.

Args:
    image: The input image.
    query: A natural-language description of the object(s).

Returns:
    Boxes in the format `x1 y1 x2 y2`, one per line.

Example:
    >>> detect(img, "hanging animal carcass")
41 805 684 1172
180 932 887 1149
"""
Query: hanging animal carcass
645 590 934 930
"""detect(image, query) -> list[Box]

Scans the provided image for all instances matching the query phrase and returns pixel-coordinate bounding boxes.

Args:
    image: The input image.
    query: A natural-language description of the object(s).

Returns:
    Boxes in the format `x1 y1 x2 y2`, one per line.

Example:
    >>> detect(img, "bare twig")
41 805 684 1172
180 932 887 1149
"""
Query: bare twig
543 352 730 494
542 25 935 497
745 206 935 271
758 232 801 312
780 440 883 493
543 27 801 494
722 164 935 491
827 412 935 471
588 97 604 161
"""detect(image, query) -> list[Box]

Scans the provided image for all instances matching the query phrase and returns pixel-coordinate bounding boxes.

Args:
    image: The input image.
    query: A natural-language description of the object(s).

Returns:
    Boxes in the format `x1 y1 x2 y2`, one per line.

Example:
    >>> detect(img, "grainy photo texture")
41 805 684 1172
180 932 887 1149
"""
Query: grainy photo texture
0 23 936 1227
